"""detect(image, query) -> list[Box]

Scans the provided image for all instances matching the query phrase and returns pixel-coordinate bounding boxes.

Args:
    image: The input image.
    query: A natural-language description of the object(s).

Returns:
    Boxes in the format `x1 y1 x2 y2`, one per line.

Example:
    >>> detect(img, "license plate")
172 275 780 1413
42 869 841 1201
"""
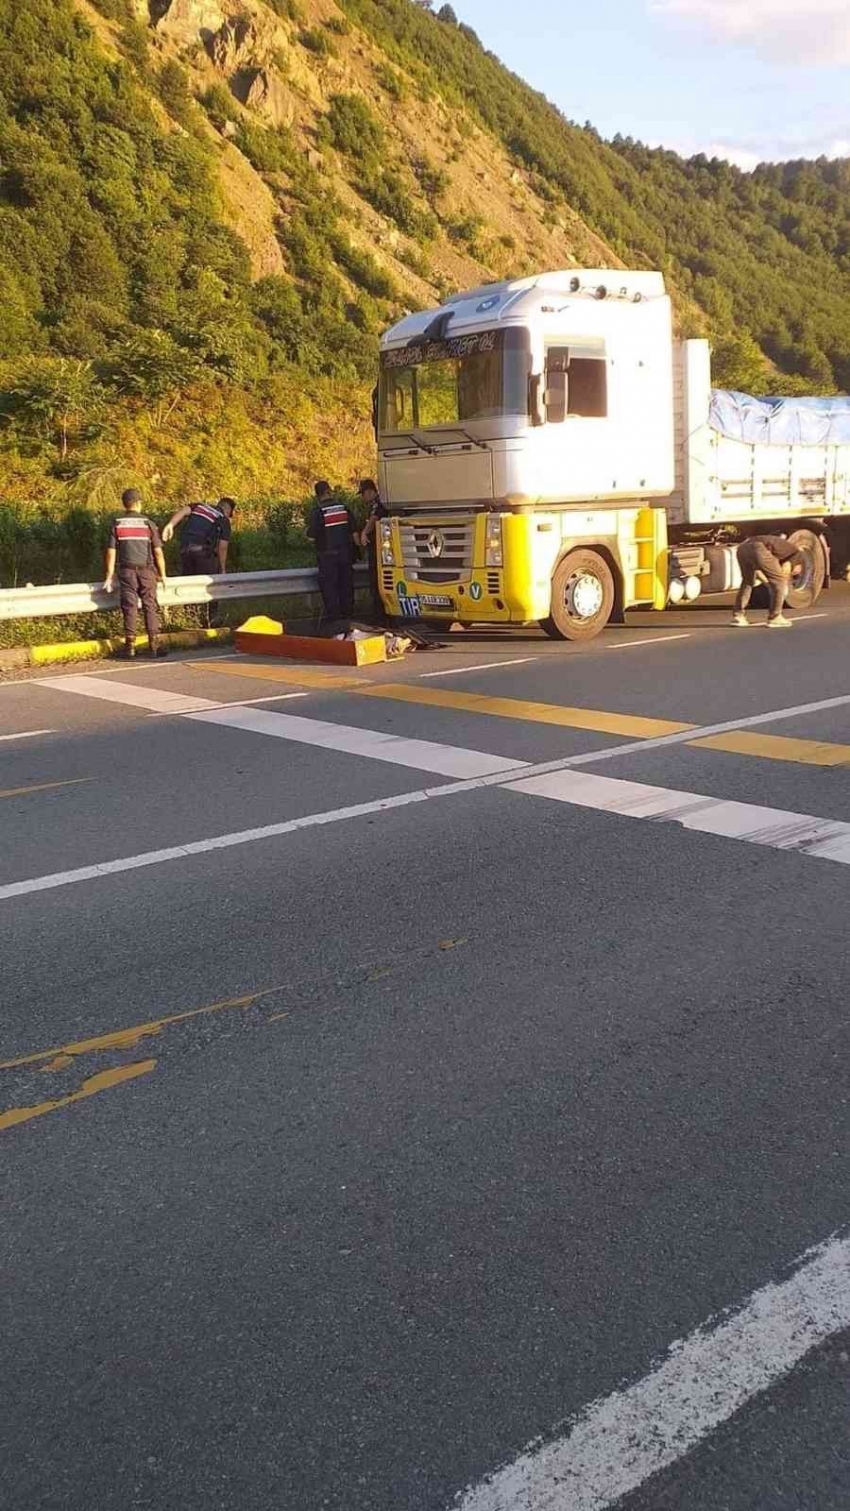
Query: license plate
399 594 453 616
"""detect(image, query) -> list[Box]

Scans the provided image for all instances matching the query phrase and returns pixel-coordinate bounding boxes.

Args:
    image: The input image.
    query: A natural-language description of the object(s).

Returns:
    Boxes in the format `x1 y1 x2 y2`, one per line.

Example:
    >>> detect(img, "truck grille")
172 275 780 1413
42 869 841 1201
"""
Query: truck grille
399 520 474 584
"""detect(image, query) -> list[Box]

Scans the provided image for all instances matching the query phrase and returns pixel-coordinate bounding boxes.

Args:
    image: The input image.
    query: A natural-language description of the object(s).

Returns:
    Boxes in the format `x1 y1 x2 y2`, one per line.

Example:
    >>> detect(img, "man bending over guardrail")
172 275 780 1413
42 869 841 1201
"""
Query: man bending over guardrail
162 497 236 576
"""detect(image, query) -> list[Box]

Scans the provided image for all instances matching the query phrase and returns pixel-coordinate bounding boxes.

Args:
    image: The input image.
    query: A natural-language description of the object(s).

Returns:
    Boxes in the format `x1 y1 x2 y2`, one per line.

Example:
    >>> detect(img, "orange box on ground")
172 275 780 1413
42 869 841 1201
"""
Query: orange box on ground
234 616 387 667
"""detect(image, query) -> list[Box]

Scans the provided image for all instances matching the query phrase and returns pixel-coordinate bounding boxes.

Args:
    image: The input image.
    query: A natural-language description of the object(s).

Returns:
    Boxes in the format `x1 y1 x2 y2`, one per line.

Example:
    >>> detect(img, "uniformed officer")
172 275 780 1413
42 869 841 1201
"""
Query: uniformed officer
307 480 357 626
357 478 389 624
162 496 236 575
103 488 168 658
732 534 806 628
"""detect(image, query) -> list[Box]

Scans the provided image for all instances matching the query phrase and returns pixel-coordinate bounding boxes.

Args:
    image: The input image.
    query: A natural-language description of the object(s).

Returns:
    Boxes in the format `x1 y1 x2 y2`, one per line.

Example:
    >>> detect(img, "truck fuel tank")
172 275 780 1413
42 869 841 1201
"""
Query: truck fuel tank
669 543 742 600
703 544 743 595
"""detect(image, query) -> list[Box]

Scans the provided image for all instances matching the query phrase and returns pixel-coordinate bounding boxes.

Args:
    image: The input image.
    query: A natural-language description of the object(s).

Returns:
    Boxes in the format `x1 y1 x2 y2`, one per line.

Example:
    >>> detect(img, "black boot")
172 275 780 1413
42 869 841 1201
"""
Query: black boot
148 638 168 659
120 638 136 659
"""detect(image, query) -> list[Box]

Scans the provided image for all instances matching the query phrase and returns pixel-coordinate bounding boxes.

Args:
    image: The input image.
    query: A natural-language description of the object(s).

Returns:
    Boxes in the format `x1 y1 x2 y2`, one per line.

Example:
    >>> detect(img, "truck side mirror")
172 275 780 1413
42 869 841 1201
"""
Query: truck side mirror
529 373 546 427
371 385 379 440
545 370 568 424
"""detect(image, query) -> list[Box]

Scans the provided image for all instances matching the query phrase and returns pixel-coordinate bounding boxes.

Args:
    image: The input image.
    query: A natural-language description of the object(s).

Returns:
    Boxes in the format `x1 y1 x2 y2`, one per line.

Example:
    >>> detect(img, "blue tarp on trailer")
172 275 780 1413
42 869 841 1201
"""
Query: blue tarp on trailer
710 390 850 446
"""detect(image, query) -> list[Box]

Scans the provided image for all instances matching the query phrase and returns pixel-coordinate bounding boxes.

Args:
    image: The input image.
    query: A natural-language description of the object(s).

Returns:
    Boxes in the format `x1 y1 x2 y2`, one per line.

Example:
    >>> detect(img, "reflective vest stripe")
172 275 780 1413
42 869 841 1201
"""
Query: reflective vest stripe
193 505 221 524
322 508 348 527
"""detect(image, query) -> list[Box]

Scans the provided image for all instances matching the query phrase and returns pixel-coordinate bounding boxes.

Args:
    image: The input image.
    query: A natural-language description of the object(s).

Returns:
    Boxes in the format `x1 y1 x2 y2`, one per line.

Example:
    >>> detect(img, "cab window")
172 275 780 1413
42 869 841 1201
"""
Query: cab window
544 341 608 421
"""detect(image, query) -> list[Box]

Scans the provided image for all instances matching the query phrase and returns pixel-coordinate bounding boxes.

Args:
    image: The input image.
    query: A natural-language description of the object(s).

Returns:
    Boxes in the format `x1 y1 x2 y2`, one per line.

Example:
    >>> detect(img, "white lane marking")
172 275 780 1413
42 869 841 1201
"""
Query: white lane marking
5 683 850 901
455 1227 850 1511
8 732 850 902
38 665 850 773
38 675 217 715
507 768 850 862
77 652 241 672
0 729 56 743
0 791 431 901
420 658 538 678
35 671 524 779
605 634 691 650
189 704 527 780
403 686 850 805
146 691 309 717
798 612 830 622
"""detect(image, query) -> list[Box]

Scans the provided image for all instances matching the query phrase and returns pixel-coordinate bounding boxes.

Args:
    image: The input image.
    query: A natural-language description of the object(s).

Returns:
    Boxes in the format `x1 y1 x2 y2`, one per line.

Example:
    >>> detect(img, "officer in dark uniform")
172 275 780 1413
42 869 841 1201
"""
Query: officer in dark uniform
307 480 357 626
162 496 236 575
732 534 806 628
358 478 389 624
103 488 168 658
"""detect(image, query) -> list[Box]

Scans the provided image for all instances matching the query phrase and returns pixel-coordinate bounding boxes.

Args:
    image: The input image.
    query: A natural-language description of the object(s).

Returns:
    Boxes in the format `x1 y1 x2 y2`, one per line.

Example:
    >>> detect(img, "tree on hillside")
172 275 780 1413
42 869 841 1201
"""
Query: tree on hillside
105 330 204 427
6 359 104 460
710 330 769 392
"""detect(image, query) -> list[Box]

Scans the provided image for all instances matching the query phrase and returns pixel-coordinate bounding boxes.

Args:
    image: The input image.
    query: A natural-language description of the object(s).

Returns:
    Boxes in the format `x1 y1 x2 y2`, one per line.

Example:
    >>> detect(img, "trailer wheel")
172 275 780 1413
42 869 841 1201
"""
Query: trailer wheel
541 549 615 642
786 529 826 610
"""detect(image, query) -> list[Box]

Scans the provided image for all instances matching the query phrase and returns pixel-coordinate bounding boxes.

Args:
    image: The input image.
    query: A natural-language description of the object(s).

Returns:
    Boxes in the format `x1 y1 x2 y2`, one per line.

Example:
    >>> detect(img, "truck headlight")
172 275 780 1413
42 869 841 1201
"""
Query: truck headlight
380 518 394 566
485 515 503 568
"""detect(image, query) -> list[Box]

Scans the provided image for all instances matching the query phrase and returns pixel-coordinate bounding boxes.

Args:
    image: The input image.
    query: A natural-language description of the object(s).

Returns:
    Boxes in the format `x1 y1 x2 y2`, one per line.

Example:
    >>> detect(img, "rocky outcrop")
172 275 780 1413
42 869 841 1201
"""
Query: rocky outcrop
206 12 279 72
208 15 254 70
234 68 296 129
217 141 286 279
151 0 227 45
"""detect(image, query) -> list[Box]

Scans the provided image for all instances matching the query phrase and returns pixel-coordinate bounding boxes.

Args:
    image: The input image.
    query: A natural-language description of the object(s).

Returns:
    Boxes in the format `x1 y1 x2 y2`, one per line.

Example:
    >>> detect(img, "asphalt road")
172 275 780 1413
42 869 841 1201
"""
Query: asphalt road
2 593 850 1511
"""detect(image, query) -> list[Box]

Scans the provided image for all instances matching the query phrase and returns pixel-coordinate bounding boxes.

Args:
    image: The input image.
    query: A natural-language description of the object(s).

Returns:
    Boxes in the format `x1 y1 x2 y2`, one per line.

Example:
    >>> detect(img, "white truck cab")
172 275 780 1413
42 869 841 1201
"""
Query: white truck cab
375 270 849 638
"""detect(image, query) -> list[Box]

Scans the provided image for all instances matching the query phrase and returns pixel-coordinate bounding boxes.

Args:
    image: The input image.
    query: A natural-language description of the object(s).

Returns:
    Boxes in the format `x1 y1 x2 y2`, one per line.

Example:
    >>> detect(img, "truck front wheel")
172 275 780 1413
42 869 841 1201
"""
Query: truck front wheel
541 549 615 642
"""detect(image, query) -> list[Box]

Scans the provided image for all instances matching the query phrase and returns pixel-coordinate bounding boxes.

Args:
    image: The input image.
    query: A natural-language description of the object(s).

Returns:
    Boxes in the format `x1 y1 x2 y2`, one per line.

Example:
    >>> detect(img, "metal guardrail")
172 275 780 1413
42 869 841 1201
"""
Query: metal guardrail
0 566 366 622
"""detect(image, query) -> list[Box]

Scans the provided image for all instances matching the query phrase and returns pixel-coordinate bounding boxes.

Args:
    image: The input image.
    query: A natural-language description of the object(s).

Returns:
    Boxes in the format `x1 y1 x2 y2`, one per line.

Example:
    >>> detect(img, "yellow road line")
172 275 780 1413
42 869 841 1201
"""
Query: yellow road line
0 988 277 1073
0 778 92 801
180 657 850 764
189 658 693 739
187 660 361 691
0 1060 156 1132
361 683 694 739
690 731 850 766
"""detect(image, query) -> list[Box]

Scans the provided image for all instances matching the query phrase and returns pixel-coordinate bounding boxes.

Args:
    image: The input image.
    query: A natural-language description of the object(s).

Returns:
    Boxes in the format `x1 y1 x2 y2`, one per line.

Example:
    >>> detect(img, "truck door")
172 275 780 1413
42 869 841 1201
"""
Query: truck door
539 340 611 502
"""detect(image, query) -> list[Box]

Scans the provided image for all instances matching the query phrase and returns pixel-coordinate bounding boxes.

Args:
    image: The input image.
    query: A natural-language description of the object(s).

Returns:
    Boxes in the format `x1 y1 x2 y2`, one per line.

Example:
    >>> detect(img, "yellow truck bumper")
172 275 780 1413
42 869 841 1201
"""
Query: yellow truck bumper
379 507 669 624
380 514 548 624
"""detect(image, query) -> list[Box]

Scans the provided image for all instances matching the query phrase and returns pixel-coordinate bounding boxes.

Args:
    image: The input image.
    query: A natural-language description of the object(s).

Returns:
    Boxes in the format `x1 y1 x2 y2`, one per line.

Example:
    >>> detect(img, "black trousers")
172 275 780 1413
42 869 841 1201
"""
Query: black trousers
734 541 788 619
181 546 219 575
318 552 354 622
118 565 159 642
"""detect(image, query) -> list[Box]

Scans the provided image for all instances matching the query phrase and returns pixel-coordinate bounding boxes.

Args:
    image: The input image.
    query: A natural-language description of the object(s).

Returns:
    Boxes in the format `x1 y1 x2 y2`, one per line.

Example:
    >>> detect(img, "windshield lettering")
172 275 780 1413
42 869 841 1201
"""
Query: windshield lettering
379 328 529 433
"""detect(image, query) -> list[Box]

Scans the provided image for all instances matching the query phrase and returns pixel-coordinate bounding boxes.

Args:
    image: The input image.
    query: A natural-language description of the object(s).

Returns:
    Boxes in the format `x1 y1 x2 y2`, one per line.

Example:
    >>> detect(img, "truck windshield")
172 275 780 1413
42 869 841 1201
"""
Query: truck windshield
379 328 529 433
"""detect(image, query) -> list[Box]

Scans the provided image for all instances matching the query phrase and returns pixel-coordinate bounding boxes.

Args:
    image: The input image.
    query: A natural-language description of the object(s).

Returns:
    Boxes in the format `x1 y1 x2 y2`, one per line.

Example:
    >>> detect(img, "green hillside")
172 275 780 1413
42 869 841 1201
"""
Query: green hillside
0 0 849 539
344 0 850 389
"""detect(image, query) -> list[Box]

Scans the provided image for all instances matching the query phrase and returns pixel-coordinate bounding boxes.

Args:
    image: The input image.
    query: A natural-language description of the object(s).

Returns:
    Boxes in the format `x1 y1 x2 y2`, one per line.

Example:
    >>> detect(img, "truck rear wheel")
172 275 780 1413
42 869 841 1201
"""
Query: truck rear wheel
541 549 615 642
786 528 826 609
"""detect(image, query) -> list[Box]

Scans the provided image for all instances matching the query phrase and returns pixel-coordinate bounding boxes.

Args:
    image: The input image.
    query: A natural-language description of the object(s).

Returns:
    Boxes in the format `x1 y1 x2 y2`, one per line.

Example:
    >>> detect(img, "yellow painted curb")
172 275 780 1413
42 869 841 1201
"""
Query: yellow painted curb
18 627 232 669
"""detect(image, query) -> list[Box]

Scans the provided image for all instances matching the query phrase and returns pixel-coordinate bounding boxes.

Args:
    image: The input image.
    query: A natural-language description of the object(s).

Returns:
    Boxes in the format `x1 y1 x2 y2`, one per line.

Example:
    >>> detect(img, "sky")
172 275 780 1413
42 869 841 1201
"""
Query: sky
450 0 850 168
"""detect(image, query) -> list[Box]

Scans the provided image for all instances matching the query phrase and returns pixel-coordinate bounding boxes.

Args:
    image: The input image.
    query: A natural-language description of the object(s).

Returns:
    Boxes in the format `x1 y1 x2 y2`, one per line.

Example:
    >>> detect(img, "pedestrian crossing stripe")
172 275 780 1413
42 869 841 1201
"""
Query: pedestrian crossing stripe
506 768 850 864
